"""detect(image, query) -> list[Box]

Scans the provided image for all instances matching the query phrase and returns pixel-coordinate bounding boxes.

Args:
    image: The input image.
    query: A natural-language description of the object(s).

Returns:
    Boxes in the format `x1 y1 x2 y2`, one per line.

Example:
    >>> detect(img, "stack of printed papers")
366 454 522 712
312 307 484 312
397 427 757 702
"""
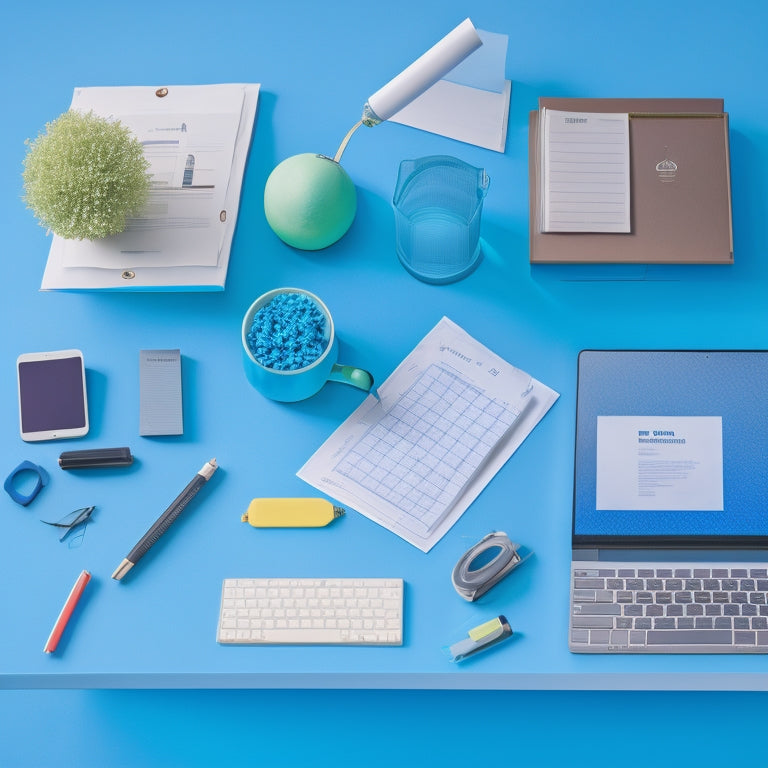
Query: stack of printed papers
40 83 259 291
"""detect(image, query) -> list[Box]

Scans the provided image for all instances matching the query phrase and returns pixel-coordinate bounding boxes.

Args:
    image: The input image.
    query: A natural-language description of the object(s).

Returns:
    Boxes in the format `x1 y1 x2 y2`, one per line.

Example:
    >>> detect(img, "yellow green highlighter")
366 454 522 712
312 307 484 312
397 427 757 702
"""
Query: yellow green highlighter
242 498 345 528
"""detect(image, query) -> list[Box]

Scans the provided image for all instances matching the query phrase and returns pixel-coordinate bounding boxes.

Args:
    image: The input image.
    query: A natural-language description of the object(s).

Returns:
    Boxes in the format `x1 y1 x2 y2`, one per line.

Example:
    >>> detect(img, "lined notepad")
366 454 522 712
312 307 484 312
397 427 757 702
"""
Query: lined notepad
139 349 183 436
540 108 630 233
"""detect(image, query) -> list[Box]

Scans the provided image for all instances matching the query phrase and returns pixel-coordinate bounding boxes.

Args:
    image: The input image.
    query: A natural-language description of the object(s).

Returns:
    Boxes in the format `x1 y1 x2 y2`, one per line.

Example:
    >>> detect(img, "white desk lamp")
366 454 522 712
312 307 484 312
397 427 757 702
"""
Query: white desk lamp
263 18 483 250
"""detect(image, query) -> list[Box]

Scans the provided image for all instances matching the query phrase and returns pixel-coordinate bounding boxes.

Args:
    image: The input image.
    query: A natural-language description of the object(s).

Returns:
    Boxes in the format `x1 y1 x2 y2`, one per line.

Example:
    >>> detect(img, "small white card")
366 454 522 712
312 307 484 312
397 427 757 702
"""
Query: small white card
596 415 723 511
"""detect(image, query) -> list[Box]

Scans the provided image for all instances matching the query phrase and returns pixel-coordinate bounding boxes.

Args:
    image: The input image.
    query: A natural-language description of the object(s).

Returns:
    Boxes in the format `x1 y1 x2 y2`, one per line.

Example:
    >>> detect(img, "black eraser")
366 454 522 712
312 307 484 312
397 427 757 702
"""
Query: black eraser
59 447 134 470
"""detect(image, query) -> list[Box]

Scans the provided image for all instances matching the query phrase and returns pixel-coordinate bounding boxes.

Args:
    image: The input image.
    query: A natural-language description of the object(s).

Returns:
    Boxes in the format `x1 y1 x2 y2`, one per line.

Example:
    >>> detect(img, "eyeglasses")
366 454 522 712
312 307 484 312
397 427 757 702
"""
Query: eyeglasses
41 505 95 544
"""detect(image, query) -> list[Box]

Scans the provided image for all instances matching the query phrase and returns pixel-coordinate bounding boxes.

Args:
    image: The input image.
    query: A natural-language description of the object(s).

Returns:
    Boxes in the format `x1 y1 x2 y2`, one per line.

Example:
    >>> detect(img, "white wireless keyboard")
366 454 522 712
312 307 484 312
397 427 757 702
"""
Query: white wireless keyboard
217 577 404 645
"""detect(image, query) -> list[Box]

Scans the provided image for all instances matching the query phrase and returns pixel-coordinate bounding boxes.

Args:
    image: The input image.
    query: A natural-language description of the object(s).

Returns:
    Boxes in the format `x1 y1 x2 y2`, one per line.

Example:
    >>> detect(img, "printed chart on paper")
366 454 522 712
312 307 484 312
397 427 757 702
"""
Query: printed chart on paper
298 317 560 552
333 363 520 539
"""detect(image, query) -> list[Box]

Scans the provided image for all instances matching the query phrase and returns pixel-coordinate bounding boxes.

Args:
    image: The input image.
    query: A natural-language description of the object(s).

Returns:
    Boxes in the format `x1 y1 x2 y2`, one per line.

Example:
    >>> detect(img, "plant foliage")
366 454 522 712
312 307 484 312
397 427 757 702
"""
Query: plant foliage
23 110 150 240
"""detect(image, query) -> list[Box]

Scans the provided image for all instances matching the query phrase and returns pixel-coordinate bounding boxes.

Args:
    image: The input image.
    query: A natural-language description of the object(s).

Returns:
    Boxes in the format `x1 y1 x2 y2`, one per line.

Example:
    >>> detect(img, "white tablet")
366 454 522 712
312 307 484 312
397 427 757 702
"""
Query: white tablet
17 349 89 441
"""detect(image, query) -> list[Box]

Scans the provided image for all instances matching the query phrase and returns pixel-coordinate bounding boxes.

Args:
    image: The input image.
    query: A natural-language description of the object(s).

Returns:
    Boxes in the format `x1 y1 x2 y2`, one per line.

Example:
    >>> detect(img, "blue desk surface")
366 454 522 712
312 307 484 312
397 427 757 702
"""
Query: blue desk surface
3 0 768 703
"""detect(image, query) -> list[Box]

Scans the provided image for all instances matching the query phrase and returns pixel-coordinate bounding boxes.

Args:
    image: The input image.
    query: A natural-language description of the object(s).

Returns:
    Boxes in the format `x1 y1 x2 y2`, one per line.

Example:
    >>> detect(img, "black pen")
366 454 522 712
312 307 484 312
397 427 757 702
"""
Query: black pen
112 458 218 580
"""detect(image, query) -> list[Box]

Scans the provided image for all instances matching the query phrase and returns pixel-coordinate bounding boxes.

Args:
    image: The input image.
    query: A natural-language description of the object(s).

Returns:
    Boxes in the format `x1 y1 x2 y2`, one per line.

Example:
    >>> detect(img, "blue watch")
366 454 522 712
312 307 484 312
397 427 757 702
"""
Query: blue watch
4 461 50 506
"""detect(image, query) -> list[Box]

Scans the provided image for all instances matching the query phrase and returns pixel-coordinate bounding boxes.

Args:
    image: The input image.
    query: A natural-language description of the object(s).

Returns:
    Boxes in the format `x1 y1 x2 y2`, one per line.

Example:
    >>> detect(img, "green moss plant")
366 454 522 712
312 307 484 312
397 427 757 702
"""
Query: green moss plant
23 110 151 240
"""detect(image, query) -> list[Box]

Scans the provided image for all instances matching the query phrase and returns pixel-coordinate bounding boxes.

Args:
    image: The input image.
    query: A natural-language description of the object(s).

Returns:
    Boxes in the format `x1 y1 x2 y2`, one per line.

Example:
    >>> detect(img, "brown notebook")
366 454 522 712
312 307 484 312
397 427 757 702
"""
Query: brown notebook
529 98 733 264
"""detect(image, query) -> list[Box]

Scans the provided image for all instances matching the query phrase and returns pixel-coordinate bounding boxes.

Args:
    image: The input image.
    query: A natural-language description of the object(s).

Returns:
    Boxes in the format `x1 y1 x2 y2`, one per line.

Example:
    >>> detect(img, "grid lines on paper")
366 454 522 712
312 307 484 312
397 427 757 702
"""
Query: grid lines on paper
334 364 518 538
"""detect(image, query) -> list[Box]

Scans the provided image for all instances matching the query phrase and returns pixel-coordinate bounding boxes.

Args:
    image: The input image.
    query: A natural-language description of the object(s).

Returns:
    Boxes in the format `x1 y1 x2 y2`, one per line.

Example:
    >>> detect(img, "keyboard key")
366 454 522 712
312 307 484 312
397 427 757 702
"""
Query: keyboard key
574 578 604 589
573 604 621 616
572 616 614 628
610 630 628 646
647 629 732 645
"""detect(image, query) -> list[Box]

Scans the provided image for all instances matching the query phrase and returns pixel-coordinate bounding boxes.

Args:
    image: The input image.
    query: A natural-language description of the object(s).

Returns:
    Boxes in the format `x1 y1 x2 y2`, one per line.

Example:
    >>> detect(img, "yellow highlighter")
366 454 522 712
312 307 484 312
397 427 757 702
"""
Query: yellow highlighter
241 498 345 528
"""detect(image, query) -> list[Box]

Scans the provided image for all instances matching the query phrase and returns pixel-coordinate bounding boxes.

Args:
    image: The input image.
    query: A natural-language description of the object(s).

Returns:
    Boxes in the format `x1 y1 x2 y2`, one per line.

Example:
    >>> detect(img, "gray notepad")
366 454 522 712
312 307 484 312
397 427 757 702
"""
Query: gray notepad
139 349 183 436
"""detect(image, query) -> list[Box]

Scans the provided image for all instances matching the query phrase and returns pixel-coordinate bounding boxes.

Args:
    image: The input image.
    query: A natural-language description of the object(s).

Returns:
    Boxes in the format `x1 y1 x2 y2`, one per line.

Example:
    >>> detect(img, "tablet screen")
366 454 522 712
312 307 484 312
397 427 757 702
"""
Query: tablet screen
18 351 89 440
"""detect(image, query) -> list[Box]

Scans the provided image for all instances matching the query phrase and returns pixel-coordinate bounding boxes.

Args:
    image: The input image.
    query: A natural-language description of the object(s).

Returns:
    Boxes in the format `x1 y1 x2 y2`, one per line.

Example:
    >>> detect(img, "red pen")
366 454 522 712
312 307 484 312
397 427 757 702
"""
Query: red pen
44 569 91 653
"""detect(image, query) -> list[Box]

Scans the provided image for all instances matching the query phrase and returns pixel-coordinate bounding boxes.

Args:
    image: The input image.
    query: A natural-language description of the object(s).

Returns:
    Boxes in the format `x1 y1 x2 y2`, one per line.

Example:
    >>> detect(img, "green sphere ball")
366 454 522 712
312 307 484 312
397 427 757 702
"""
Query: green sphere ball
264 153 357 250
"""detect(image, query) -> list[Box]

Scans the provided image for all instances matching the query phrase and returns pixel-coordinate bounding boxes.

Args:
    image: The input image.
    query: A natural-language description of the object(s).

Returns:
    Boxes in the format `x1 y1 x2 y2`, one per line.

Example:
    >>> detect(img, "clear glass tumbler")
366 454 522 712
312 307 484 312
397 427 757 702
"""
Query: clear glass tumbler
393 155 490 284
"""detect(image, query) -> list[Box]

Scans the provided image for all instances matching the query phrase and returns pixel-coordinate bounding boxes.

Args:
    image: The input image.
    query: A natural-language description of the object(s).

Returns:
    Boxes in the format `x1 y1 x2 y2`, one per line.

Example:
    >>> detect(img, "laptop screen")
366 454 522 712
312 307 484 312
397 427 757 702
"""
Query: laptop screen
573 350 768 546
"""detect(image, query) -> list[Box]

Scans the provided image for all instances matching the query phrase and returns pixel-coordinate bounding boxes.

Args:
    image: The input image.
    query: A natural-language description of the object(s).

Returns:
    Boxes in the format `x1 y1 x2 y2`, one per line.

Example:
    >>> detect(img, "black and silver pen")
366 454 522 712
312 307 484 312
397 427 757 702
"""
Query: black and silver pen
112 458 218 581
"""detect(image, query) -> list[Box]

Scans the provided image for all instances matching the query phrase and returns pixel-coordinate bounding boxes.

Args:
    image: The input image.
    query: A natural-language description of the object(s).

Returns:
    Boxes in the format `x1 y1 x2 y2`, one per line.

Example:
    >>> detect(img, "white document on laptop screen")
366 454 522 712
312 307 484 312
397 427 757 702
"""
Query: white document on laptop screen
596 415 724 511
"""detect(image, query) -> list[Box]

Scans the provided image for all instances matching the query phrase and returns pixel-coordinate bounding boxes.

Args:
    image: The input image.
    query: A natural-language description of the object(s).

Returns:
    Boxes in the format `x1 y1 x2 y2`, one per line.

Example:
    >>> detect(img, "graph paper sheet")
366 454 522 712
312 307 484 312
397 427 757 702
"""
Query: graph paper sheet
298 317 559 551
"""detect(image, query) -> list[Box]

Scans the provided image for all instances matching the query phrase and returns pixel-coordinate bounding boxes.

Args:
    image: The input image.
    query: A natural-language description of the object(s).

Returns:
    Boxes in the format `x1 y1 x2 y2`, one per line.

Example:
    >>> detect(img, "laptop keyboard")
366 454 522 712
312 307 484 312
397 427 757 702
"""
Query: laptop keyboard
570 562 768 653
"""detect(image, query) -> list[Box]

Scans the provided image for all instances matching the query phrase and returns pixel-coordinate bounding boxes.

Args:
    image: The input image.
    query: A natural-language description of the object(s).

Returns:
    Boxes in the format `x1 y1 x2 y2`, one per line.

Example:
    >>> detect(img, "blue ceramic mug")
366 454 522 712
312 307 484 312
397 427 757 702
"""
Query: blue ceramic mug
241 288 373 402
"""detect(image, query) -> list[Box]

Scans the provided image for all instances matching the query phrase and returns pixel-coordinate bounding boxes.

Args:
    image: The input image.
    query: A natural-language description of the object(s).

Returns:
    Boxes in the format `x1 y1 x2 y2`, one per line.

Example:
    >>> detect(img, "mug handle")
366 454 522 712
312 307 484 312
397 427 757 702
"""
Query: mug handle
329 364 374 392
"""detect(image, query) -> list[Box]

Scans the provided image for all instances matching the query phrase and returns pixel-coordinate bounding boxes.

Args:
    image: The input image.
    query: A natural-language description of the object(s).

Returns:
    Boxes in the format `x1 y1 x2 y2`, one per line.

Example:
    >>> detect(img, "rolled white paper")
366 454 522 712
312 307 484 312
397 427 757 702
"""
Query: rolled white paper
363 18 483 125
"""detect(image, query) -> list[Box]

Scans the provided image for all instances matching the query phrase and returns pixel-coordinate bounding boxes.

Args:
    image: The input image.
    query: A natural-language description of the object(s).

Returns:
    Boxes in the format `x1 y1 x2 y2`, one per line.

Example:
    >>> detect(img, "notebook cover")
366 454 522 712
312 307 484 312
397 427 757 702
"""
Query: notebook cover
529 98 733 264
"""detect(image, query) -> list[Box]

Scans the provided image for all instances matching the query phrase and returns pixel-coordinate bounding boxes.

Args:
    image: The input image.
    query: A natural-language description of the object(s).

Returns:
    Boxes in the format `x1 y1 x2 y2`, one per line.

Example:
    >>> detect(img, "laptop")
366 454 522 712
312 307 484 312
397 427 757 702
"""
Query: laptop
570 350 768 653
